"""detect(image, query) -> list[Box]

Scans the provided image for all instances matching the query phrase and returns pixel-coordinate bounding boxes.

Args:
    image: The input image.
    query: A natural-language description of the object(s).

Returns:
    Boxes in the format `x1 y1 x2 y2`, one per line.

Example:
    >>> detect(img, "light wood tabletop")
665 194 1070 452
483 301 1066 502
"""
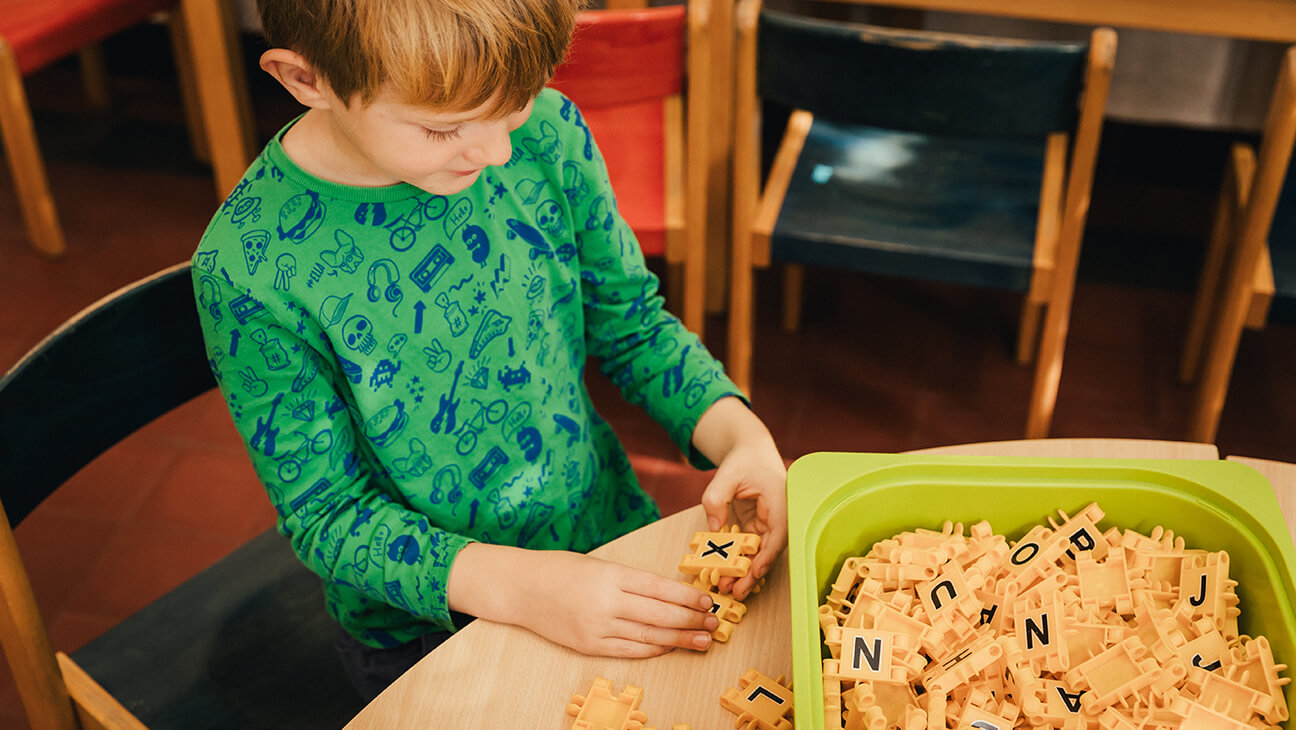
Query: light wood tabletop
343 438 1296 728
819 0 1296 44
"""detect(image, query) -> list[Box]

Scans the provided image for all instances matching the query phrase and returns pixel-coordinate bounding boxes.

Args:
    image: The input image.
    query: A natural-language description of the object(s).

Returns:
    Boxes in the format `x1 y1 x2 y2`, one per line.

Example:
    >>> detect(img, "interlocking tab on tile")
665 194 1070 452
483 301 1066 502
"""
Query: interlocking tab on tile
719 668 793 730
679 525 760 587
825 675 845 730
643 725 690 730
567 677 648 730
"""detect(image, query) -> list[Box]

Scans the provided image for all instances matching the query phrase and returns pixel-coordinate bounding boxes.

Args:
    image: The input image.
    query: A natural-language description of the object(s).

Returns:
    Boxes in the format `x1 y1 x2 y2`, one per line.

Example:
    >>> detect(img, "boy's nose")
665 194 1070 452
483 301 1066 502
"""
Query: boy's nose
465 123 514 167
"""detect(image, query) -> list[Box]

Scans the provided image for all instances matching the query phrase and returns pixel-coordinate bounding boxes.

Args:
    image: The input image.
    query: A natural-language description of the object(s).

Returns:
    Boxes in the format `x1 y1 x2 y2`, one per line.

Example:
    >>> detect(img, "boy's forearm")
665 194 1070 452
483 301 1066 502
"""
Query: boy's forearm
690 396 779 467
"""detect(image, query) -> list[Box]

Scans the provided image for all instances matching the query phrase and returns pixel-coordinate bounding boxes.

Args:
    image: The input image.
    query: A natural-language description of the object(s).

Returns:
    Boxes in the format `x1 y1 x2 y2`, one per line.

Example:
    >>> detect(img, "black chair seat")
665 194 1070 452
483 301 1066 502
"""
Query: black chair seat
773 120 1042 292
72 529 364 729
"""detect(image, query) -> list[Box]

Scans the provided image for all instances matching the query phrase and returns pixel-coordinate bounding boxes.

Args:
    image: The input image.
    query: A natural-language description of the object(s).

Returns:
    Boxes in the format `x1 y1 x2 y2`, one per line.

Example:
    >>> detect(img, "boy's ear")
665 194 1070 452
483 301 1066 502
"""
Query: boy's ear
260 49 334 109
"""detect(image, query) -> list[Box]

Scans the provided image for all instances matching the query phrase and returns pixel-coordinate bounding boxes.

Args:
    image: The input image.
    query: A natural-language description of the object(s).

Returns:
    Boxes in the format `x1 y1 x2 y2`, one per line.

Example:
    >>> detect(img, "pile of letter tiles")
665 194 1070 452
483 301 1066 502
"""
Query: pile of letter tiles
818 502 1291 729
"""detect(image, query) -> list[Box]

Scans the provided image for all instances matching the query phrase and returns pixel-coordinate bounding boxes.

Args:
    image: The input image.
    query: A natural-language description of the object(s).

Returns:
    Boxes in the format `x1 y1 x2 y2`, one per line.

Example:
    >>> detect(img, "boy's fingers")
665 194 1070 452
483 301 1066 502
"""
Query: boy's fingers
612 621 713 653
619 596 718 632
621 569 713 611
600 637 675 659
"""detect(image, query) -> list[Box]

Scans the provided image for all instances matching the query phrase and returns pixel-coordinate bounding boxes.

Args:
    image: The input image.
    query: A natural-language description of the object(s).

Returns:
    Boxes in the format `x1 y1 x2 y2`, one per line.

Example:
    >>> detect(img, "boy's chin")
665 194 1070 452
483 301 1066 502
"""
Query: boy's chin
415 169 484 196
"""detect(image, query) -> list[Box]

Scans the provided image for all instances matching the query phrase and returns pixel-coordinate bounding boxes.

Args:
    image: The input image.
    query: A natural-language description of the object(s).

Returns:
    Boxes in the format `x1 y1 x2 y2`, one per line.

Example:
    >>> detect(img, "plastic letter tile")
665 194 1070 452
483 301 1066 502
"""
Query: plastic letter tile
719 668 794 730
1049 503 1109 563
921 633 1003 694
917 563 980 625
1226 635 1291 723
680 525 760 587
958 704 1016 730
567 677 648 730
1175 552 1240 632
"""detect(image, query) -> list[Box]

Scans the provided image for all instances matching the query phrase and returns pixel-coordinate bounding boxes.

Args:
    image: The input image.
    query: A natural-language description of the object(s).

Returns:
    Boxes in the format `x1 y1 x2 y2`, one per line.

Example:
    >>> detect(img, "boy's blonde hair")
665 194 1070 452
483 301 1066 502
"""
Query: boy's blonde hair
258 0 581 113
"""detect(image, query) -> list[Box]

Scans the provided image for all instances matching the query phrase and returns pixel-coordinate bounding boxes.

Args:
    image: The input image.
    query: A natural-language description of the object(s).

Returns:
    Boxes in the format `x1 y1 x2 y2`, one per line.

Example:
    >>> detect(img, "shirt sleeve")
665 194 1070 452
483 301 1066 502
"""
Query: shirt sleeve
191 269 473 636
553 97 747 469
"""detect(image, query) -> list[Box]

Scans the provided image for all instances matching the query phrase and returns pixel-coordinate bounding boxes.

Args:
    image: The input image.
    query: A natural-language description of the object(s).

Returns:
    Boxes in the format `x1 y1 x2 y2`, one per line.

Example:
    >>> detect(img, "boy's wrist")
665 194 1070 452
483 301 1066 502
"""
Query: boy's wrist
691 396 779 467
447 542 531 626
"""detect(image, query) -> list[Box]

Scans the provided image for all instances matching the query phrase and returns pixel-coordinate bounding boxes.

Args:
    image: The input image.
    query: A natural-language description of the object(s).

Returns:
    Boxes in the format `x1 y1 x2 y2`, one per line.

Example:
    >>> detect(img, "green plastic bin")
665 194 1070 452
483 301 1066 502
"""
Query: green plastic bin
786 452 1296 729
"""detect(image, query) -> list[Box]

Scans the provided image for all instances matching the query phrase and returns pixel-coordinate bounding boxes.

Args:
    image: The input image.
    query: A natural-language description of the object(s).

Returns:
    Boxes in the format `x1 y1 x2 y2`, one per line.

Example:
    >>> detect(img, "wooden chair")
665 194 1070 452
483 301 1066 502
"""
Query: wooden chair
0 263 363 729
0 0 254 258
728 0 1115 437
548 1 710 336
1180 47 1296 443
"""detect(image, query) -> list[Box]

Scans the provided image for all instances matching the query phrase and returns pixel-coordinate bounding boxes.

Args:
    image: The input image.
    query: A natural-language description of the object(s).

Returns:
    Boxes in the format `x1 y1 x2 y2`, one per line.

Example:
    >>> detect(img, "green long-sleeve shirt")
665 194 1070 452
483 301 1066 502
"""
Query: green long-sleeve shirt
191 89 742 647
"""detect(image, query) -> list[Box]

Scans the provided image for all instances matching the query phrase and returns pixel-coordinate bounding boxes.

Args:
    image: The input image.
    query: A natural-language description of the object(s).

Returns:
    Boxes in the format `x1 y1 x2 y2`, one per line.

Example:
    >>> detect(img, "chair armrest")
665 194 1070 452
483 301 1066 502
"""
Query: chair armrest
1230 143 1276 329
753 108 814 268
1026 131 1069 304
57 652 147 730
663 93 686 265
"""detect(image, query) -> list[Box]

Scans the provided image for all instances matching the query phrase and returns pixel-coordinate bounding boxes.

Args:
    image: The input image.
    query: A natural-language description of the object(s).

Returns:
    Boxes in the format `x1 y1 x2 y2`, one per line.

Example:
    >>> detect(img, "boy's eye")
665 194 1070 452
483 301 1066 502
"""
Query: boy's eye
423 126 462 141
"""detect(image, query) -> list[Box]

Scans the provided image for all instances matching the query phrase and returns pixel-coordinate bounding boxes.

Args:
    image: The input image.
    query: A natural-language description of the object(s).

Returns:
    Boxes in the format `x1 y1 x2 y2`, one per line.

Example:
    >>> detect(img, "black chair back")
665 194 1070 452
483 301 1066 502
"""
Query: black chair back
757 10 1088 138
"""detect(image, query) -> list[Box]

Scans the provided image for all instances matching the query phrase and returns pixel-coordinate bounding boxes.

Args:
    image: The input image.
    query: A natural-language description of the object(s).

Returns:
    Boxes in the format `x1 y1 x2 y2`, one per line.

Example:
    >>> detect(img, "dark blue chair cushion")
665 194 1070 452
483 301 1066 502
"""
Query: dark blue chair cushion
772 119 1043 291
72 529 364 729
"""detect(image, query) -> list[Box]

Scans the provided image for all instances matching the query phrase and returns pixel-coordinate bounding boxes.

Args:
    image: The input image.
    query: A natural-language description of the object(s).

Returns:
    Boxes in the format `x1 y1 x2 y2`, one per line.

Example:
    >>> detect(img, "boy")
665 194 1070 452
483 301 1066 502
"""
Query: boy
192 0 787 698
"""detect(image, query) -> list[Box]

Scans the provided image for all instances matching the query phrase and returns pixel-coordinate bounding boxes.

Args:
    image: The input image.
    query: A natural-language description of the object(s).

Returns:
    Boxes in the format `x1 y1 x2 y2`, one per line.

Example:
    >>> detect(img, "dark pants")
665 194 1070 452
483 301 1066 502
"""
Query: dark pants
332 624 453 701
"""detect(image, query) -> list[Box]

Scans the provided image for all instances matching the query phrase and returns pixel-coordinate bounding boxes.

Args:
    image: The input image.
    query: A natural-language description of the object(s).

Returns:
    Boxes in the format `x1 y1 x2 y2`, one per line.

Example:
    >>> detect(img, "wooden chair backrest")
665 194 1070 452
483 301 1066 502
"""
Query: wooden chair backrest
756 9 1090 138
0 262 213 729
0 263 214 526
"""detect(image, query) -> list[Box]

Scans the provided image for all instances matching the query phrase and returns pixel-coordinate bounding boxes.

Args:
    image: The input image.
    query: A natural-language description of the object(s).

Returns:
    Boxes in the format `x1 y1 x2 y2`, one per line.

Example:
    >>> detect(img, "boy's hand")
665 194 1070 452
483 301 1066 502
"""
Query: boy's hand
700 441 788 600
691 396 789 601
450 545 717 658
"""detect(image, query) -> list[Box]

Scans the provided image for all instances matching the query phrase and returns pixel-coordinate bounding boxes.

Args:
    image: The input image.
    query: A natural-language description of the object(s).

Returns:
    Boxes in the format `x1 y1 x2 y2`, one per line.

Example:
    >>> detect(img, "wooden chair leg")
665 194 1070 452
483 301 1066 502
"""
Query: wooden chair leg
1188 49 1296 442
0 501 79 730
1180 145 1253 384
0 41 66 257
781 264 804 332
1015 298 1044 364
77 45 111 109
728 246 755 397
166 7 210 163
175 0 256 198
664 263 685 324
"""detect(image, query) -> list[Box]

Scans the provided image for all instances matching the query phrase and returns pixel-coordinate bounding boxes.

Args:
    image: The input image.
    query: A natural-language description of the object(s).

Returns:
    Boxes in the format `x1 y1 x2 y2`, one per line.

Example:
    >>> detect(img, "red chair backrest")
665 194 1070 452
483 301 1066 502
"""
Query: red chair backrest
549 5 686 109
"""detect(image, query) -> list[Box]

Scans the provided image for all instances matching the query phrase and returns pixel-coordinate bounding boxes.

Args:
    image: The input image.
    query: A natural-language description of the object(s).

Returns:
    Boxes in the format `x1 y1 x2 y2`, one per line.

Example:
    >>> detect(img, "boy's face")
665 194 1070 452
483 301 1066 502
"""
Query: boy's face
324 83 534 195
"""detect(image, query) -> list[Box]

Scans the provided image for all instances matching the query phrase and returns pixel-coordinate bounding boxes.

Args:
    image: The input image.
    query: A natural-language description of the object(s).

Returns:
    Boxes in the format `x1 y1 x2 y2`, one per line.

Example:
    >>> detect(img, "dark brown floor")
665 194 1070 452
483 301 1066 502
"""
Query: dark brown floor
1 36 1294 728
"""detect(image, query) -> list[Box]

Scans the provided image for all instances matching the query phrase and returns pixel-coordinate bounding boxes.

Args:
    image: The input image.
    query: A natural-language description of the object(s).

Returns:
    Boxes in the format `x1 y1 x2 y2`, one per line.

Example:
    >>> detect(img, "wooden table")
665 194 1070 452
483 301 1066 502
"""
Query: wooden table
343 439 1296 728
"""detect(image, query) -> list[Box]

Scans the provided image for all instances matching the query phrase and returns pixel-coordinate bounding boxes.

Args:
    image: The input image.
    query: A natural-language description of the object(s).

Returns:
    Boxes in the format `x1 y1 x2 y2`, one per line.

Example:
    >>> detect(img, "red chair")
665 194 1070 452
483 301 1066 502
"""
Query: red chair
0 0 254 257
548 1 711 336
